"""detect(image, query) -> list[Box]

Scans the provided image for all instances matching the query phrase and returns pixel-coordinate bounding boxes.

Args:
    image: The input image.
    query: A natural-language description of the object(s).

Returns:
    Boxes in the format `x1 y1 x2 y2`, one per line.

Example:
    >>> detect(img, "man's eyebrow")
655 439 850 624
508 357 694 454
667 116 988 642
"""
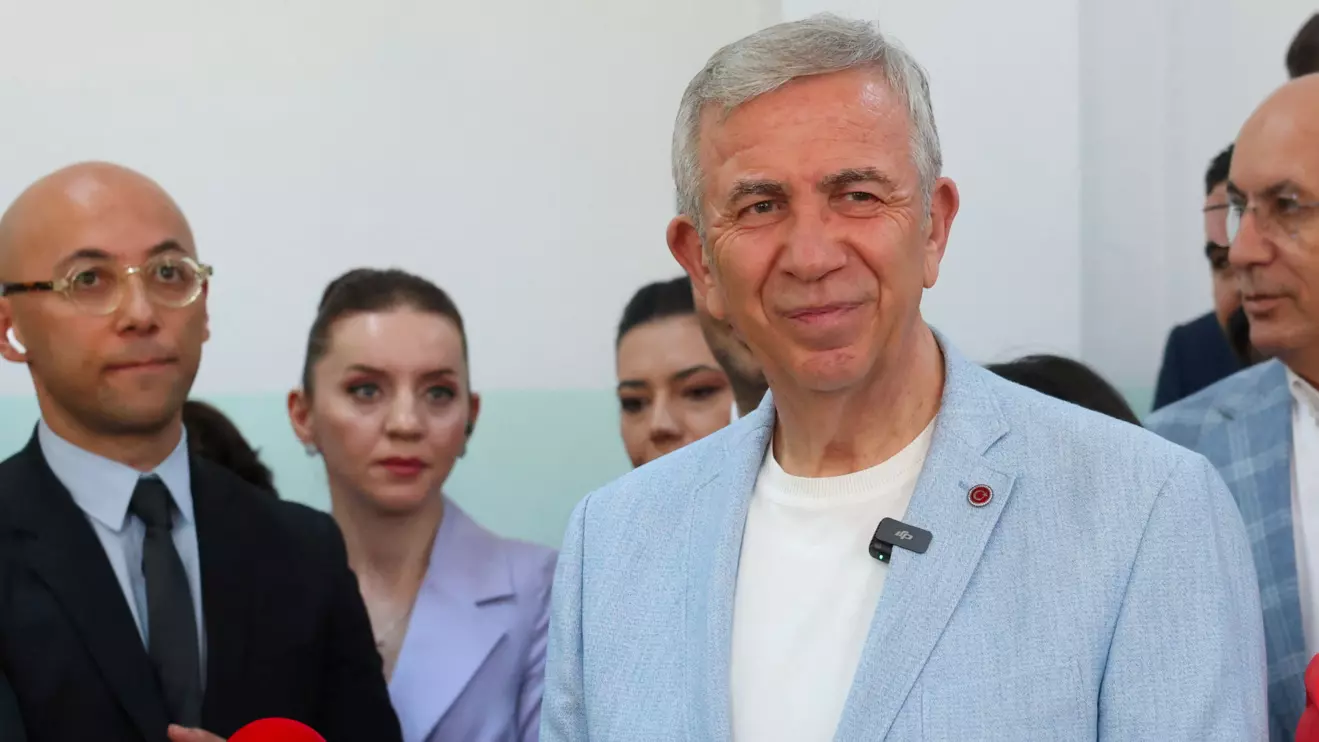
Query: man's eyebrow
1261 180 1304 198
53 240 187 272
725 179 787 206
818 167 897 192
54 247 113 268
1226 179 1308 200
146 240 186 257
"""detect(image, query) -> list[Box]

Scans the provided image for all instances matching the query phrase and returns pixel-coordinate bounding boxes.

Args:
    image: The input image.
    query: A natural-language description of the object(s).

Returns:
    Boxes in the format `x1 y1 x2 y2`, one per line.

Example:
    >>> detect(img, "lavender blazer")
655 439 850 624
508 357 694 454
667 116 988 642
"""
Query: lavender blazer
390 499 557 742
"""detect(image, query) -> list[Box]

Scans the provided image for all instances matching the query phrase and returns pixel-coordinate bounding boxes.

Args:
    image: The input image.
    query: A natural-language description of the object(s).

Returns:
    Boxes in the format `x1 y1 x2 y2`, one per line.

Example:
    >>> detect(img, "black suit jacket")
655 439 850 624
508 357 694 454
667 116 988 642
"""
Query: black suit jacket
0 669 24 742
0 432 402 742
1152 310 1243 411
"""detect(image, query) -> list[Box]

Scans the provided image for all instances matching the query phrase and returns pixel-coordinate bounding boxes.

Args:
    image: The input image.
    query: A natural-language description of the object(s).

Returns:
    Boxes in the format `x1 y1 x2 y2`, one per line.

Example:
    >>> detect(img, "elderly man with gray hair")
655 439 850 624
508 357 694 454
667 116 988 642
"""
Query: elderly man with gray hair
541 14 1266 741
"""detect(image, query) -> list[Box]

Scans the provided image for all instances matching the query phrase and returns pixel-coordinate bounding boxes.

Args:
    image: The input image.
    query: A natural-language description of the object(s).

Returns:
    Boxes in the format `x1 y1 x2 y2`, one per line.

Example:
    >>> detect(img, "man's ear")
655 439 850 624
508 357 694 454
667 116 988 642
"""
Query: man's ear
0 303 28 363
667 216 726 320
922 177 960 290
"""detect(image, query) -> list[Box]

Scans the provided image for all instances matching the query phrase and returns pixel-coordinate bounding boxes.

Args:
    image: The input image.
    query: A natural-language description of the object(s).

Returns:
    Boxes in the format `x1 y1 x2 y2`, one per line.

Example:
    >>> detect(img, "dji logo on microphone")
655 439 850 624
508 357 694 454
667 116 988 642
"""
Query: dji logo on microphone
869 518 931 563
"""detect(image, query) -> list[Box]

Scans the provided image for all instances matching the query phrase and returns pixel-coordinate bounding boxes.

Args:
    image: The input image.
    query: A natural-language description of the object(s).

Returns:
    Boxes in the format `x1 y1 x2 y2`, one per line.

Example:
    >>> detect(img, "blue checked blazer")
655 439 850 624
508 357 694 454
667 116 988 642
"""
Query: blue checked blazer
1148 360 1304 742
543 336 1267 741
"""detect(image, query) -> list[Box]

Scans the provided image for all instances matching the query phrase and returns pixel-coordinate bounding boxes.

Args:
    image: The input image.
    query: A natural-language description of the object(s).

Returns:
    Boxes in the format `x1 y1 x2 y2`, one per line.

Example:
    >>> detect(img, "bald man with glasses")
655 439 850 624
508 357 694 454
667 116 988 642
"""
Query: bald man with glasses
1150 76 1319 741
0 162 402 742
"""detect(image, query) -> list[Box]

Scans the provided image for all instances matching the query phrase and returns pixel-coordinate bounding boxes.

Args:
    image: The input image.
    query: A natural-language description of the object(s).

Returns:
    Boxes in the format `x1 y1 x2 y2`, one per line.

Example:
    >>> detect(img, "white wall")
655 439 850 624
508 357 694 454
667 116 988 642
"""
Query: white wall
1080 0 1317 390
0 0 777 398
1079 0 1178 390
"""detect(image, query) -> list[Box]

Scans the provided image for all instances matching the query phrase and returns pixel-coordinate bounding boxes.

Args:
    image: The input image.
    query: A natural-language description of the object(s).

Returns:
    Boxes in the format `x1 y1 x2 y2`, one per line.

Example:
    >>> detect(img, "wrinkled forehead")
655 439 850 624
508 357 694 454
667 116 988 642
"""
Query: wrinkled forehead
3 179 195 277
697 70 917 193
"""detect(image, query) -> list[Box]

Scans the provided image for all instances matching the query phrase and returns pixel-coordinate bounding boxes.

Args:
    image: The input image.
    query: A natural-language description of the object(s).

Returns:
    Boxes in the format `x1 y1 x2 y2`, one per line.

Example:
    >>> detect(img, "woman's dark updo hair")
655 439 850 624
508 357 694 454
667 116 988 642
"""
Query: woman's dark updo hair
986 354 1142 426
617 276 695 347
302 268 467 395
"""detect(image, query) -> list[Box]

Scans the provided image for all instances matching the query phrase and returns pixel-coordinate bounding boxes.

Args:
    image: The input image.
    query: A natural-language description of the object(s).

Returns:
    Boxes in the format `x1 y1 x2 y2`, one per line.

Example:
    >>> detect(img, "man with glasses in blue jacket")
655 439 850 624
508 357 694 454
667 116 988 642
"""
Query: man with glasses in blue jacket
1150 74 1319 741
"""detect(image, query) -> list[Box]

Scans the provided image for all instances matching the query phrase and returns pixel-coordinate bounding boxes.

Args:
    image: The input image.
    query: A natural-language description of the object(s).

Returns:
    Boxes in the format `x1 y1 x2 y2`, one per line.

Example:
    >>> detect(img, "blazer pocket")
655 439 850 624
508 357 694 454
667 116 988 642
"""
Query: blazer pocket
921 659 1090 742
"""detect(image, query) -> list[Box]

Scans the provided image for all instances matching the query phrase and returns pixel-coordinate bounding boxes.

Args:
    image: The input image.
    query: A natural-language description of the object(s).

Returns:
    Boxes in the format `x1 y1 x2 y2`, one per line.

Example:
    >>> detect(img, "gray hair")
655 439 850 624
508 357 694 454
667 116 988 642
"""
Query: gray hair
672 14 943 236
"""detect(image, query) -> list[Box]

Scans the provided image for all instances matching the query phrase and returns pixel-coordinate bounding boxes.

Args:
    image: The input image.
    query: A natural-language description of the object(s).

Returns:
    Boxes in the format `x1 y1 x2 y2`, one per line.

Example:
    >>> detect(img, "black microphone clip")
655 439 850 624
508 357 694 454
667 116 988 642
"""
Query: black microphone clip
869 517 932 563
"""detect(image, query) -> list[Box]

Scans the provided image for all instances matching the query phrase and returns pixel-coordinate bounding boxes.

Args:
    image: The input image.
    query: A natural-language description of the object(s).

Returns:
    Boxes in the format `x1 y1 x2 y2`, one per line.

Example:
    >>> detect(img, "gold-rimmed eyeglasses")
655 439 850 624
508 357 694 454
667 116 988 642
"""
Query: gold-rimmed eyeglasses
0 254 213 316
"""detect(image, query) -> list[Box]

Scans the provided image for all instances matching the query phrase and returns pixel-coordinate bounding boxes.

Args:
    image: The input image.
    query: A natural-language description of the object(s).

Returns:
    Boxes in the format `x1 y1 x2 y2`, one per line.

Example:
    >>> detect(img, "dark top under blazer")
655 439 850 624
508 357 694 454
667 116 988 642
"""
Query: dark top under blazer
0 431 402 742
1153 311 1242 411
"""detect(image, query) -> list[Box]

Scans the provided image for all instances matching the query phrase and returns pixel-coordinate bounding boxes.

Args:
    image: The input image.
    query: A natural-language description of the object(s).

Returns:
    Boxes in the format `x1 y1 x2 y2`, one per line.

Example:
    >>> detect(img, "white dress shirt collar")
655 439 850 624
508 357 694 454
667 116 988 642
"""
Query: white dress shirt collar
1289 367 1319 419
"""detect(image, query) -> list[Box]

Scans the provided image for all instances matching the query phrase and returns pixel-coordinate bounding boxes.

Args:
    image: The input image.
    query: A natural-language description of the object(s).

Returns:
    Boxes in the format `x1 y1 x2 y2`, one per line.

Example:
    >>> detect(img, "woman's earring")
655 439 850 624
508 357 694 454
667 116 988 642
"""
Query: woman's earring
458 422 474 458
304 443 319 457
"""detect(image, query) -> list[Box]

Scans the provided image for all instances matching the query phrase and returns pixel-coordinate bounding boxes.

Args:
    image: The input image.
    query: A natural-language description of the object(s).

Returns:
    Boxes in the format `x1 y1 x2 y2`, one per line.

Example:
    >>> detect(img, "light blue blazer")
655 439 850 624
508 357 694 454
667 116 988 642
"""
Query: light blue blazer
542 338 1267 741
390 499 557 742
1148 360 1305 741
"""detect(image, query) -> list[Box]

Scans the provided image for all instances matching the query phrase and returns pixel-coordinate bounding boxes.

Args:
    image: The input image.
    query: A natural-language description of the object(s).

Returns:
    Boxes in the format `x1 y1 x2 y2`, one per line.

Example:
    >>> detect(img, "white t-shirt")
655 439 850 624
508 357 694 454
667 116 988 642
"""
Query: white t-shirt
729 418 936 742
1287 369 1319 656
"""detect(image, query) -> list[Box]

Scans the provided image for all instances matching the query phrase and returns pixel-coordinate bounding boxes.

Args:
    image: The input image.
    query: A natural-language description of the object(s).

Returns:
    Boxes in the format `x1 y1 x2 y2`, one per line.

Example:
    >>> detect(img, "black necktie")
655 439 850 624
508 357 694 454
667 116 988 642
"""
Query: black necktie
130 476 202 726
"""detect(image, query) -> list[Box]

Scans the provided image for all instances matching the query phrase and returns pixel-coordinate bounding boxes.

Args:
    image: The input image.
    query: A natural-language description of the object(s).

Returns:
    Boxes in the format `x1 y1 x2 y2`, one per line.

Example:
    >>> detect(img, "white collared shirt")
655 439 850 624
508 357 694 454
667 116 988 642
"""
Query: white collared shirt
37 420 207 676
1287 369 1319 657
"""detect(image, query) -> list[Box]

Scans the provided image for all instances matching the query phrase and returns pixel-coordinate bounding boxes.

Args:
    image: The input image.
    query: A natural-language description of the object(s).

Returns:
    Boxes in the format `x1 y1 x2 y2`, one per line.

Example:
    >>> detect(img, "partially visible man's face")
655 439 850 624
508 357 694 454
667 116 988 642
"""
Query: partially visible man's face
681 68 958 394
1229 82 1319 360
0 166 209 436
690 283 763 392
1203 182 1240 330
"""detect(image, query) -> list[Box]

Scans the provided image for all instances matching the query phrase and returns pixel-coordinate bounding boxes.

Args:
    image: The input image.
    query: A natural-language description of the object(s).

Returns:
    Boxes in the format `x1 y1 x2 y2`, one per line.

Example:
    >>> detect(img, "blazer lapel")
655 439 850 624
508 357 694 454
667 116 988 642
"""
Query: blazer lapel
5 432 169 739
1216 364 1304 724
191 460 257 727
682 407 774 742
833 344 1015 741
388 501 513 742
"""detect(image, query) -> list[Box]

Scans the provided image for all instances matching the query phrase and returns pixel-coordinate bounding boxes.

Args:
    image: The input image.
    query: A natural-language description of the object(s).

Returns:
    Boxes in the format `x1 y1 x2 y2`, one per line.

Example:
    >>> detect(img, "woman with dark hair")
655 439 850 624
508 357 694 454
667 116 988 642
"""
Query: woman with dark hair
986 354 1142 426
182 400 276 495
287 268 555 742
615 276 734 468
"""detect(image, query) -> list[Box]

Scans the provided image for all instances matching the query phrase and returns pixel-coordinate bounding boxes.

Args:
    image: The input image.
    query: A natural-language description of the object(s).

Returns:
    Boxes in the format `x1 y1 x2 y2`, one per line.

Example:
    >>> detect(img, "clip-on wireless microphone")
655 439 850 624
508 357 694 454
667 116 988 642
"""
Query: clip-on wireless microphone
869 517 932 563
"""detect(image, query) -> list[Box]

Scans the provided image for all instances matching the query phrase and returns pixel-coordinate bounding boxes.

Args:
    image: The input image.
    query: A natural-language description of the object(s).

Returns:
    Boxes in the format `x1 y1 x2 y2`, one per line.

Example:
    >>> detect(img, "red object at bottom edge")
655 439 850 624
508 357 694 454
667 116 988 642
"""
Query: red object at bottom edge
227 718 326 742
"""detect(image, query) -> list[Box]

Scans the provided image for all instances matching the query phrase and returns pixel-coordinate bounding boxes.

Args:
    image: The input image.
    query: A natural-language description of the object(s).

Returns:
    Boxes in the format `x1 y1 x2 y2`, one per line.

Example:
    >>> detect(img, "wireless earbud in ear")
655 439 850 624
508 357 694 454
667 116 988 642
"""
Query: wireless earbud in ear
5 327 25 355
